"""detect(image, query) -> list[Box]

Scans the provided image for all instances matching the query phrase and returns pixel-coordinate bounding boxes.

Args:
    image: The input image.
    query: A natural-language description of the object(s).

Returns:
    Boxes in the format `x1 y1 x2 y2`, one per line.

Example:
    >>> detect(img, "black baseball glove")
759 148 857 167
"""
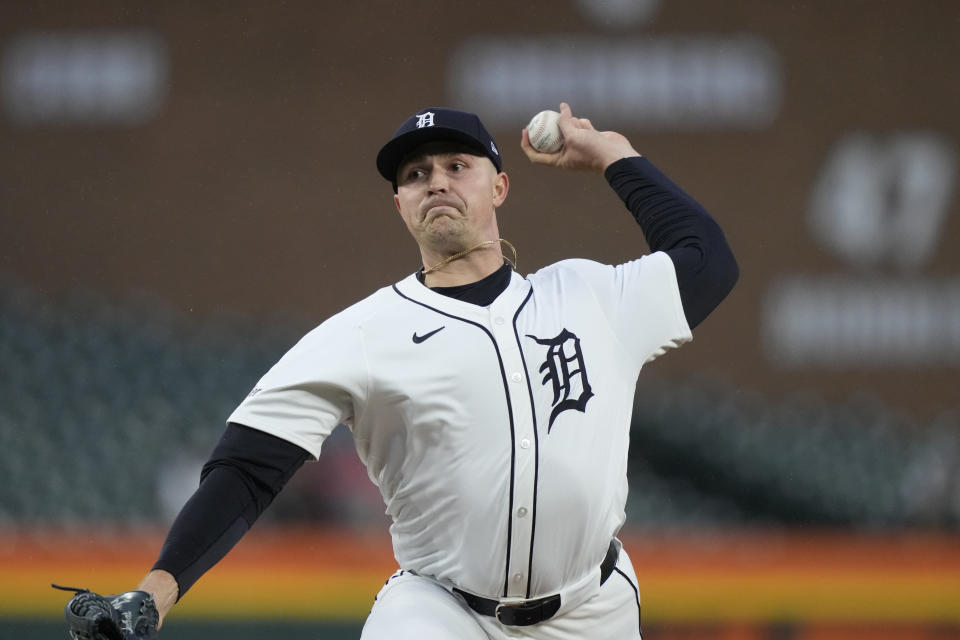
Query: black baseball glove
52 584 159 640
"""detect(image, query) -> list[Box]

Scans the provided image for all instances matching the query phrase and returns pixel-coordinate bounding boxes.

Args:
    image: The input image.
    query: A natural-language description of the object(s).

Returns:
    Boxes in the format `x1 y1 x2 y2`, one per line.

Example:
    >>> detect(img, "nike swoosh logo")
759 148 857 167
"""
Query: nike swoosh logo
412 326 445 344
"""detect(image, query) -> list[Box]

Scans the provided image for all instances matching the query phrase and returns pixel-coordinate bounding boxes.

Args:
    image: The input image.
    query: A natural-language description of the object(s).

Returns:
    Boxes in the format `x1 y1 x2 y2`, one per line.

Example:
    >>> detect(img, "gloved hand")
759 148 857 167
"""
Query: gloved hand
52 584 159 640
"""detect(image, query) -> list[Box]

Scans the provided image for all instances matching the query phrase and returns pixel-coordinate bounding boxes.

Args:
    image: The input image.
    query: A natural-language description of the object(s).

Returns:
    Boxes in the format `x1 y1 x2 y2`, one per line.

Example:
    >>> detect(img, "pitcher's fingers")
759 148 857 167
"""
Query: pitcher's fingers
556 102 581 137
520 128 554 162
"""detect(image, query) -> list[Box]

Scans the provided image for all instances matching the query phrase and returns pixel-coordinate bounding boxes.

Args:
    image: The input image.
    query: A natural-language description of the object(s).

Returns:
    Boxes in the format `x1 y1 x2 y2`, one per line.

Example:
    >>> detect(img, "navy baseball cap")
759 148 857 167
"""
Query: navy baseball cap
376 107 502 185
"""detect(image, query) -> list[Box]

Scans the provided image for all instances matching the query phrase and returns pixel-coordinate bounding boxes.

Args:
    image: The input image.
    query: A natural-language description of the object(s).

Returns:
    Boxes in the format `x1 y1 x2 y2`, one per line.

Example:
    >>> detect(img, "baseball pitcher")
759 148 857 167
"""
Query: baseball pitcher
58 102 737 640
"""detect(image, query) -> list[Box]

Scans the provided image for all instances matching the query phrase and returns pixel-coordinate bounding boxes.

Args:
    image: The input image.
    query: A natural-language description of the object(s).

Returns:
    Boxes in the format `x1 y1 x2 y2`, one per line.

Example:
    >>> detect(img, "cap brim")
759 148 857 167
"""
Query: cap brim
376 127 490 183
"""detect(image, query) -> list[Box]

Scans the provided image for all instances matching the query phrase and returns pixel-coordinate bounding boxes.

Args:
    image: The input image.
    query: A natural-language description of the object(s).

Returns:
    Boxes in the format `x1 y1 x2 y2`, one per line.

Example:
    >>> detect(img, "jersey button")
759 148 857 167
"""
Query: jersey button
517 507 528 517
510 372 522 383
519 438 530 449
512 572 524 583
494 317 505 325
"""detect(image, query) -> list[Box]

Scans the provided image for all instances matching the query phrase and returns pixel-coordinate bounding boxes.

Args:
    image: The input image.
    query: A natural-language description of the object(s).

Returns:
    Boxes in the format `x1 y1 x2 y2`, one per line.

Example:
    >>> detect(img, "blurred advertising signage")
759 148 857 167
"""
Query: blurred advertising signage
764 132 958 368
764 277 960 368
573 0 661 27
447 35 781 130
1 30 168 125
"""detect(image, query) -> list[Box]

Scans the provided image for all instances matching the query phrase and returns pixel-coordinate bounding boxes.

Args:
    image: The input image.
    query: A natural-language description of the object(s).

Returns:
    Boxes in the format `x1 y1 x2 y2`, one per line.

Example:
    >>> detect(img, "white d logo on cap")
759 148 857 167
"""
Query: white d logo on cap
415 112 435 128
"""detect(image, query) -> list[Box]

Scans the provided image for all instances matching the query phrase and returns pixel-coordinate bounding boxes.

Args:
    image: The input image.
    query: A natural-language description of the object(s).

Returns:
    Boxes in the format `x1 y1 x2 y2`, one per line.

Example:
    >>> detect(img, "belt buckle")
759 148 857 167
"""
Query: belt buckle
494 597 526 625
495 594 561 626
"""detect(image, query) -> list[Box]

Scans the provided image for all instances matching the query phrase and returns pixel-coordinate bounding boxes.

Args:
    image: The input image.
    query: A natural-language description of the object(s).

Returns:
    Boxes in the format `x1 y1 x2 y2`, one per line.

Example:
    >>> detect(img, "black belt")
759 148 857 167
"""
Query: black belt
453 540 619 627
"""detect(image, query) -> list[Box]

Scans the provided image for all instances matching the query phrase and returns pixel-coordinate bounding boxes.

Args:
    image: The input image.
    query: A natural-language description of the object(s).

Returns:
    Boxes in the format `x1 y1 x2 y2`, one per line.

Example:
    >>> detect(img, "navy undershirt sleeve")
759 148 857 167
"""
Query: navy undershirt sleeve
605 156 739 329
152 423 309 598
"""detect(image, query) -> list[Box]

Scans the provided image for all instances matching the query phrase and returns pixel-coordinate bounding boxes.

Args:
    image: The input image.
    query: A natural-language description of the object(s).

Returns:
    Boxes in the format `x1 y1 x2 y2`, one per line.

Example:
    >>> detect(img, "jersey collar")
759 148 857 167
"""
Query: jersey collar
395 269 531 318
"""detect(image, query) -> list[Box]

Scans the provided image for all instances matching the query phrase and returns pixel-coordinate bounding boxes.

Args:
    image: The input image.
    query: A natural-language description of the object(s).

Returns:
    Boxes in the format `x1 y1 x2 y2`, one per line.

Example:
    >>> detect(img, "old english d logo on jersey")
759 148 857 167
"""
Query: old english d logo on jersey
526 329 594 431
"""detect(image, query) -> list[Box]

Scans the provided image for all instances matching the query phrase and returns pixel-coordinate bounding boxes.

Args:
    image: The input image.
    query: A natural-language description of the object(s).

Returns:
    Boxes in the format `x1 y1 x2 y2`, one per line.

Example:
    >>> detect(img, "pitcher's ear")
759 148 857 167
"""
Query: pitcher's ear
493 171 509 207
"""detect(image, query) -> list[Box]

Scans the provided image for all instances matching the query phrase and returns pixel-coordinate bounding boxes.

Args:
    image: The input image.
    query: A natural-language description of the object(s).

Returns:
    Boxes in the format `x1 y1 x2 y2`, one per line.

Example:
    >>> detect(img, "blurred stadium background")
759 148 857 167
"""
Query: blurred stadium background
2 1 959 638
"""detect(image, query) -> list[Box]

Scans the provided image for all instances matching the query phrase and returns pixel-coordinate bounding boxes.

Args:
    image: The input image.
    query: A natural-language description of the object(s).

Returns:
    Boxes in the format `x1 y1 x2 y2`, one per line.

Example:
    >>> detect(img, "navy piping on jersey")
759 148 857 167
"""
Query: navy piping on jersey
391 284 519 598
613 566 642 635
375 569 407 602
510 288 539 598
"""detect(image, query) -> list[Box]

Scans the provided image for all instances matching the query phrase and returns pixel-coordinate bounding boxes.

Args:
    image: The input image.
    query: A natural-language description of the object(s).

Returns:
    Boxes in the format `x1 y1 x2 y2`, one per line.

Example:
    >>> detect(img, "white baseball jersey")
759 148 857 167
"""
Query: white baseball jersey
228 252 690 601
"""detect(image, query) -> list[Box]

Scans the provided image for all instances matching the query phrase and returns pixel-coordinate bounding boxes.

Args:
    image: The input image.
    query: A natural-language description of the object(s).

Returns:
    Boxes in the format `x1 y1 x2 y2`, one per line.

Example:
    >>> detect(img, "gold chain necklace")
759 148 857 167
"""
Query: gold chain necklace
423 238 518 275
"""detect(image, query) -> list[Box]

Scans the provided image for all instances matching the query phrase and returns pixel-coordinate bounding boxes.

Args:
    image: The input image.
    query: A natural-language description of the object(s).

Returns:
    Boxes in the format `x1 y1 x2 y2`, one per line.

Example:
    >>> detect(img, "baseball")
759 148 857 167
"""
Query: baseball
526 110 563 154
